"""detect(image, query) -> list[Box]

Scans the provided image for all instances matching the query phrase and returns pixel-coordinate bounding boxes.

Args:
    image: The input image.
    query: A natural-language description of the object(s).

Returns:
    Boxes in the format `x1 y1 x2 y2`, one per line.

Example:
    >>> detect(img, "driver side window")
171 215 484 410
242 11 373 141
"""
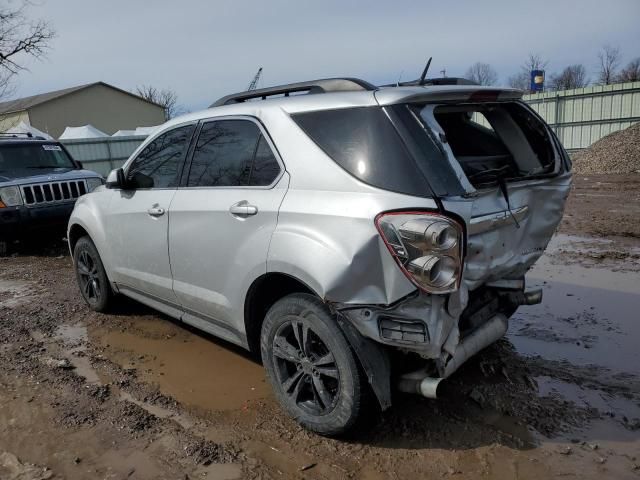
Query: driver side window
128 124 195 188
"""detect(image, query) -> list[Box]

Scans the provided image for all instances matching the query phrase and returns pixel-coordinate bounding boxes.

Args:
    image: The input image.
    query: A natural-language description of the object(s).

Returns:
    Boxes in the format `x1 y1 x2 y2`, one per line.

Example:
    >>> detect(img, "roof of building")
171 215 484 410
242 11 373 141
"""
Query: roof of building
0 81 164 115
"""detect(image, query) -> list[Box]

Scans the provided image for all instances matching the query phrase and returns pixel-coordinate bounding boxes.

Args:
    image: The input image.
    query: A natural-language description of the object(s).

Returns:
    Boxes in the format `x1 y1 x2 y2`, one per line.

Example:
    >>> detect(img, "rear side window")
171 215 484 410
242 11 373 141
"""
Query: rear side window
292 107 432 197
251 136 282 186
187 120 280 187
128 125 195 188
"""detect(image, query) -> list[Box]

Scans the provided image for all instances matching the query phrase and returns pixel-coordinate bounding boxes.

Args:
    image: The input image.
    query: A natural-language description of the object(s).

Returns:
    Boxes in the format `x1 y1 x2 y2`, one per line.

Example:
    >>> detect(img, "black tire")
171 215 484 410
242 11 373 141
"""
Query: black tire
73 236 112 312
260 293 363 436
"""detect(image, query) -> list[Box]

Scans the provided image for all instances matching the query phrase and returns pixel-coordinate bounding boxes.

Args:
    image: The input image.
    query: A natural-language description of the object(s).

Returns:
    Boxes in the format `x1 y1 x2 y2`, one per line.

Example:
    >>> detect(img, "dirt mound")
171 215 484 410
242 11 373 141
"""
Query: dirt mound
572 122 640 174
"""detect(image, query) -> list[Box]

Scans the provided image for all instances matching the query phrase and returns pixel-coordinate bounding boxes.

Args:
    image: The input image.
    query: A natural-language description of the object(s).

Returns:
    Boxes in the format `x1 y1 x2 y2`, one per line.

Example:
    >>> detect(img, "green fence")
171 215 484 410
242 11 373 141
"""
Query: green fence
523 81 640 151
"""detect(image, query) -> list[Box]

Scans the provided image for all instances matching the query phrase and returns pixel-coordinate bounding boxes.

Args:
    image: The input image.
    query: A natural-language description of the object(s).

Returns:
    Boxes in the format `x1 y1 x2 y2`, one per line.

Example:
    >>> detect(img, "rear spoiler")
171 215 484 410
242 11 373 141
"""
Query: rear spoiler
374 86 523 106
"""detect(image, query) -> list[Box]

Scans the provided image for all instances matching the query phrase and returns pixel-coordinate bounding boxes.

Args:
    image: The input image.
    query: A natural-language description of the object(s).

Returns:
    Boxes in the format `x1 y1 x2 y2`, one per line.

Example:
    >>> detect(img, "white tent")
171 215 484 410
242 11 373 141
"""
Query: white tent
134 126 159 136
112 129 137 137
59 125 108 140
6 121 53 140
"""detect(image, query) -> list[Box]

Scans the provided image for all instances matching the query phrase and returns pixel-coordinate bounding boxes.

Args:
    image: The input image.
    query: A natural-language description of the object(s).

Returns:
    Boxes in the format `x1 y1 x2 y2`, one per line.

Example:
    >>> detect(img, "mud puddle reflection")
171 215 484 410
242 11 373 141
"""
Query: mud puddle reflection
507 247 640 438
53 323 102 385
511 277 640 376
536 376 640 420
90 319 271 412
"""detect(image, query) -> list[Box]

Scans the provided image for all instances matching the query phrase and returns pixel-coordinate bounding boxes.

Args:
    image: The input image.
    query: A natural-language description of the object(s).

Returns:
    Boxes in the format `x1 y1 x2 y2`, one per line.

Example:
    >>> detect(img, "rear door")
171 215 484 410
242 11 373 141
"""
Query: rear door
105 123 195 314
168 117 287 344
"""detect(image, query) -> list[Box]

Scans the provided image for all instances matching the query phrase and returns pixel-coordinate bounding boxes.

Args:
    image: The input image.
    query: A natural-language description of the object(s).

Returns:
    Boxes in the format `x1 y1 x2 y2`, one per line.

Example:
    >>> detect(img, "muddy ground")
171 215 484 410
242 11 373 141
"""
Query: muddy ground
1 174 639 480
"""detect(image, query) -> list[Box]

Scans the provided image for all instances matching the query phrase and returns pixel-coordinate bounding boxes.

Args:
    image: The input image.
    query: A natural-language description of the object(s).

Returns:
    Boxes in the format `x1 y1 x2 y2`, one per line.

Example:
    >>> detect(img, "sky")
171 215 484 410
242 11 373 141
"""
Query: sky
10 0 640 113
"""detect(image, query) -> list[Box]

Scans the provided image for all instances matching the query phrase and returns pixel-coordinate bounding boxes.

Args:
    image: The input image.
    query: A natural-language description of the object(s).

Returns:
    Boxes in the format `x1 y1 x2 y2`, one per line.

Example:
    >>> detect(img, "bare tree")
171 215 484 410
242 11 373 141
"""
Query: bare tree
507 71 530 90
549 64 589 90
0 1 55 100
507 53 549 92
465 62 498 86
597 45 621 85
136 85 184 120
523 53 549 73
616 58 640 83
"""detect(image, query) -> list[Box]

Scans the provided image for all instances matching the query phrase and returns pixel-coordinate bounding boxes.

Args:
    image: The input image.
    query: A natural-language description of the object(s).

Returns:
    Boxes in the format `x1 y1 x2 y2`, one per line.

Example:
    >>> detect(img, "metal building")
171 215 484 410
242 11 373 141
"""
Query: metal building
0 82 166 139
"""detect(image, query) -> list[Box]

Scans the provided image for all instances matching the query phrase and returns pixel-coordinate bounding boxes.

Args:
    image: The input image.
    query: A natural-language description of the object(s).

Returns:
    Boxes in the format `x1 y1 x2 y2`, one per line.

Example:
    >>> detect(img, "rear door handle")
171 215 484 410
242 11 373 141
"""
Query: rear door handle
229 201 258 217
147 206 165 217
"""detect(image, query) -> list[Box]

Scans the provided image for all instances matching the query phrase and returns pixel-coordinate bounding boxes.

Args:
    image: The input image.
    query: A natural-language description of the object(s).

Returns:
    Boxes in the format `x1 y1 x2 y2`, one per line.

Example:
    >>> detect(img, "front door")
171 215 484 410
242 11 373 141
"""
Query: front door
168 118 287 344
105 123 195 314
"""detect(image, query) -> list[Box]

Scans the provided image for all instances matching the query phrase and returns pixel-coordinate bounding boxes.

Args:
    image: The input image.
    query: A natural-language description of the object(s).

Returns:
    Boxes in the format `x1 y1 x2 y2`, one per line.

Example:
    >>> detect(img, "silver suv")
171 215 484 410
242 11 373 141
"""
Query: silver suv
68 77 571 435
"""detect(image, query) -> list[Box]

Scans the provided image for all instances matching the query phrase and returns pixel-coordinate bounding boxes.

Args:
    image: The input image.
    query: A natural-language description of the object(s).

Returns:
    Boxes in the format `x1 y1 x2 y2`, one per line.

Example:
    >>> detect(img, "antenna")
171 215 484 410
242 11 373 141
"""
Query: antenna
418 57 432 86
247 67 263 91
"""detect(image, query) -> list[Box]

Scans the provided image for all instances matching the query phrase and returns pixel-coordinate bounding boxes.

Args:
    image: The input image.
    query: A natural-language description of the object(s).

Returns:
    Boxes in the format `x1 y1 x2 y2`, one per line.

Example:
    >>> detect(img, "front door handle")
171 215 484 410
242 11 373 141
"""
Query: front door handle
147 206 165 217
229 201 258 218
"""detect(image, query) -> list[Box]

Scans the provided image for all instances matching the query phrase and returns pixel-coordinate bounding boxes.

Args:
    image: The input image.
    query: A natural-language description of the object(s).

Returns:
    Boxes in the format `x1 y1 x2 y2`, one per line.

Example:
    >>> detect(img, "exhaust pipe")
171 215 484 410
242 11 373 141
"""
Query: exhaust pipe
523 288 543 305
397 370 443 399
397 313 509 399
443 313 508 378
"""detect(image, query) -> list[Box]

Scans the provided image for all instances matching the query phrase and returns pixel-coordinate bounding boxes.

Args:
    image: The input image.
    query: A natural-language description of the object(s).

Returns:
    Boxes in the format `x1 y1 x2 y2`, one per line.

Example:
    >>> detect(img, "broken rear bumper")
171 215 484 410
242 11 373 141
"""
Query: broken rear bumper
338 284 541 379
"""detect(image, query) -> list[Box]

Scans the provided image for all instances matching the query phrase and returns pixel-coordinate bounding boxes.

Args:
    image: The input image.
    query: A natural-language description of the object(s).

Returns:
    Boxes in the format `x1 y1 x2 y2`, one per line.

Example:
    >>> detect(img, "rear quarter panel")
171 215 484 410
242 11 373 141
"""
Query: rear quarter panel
268 188 438 305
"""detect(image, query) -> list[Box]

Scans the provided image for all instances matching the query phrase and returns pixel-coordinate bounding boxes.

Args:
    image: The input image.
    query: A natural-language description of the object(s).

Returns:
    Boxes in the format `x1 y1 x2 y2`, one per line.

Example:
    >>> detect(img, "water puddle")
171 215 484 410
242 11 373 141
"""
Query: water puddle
0 279 34 308
540 233 640 273
536 376 640 419
509 277 640 376
90 319 271 412
53 323 102 385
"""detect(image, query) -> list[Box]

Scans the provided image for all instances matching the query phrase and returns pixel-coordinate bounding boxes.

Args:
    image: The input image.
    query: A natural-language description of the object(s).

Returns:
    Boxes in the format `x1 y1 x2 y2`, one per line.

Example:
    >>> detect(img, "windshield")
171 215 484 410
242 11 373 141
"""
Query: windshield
0 143 75 172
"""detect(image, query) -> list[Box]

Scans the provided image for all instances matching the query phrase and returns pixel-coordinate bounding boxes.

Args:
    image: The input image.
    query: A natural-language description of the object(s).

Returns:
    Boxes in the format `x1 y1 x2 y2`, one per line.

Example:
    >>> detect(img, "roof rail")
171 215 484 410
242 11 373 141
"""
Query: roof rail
0 132 47 141
210 77 376 107
0 132 33 138
381 77 478 87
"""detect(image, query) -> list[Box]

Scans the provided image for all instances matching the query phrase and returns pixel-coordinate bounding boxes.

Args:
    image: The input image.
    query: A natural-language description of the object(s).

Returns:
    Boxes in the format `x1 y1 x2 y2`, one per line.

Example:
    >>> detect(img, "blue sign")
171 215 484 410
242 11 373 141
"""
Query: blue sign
530 70 545 92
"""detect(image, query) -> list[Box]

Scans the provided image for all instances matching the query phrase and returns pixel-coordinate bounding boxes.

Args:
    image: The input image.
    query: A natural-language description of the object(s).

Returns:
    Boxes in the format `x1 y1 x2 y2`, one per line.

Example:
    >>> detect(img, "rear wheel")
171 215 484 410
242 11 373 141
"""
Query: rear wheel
73 236 112 312
261 293 363 436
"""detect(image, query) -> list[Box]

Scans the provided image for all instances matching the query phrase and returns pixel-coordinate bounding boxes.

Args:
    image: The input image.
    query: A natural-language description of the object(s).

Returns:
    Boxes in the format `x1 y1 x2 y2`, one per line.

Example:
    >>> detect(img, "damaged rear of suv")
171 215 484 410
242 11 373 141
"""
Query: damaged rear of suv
69 77 571 436
266 81 570 432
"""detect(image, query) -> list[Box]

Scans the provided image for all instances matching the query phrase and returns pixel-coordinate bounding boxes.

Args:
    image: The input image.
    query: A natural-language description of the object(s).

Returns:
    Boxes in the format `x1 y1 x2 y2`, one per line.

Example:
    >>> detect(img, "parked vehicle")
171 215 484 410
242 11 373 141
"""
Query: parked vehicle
68 77 572 435
0 133 103 252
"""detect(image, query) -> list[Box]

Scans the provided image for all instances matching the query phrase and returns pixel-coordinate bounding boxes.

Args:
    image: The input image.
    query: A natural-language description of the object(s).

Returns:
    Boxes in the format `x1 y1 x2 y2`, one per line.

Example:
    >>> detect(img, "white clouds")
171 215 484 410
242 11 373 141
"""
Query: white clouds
13 0 640 112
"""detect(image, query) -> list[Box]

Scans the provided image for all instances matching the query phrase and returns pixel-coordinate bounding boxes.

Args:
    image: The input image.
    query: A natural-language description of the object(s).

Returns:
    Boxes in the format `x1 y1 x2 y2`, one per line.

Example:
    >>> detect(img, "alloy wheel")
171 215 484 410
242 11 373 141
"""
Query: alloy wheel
272 316 340 415
76 249 101 304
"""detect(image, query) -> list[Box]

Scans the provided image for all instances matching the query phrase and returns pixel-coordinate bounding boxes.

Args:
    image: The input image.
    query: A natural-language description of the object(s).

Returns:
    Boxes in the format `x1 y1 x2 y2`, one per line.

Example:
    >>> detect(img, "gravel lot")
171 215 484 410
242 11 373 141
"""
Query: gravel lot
1 175 639 480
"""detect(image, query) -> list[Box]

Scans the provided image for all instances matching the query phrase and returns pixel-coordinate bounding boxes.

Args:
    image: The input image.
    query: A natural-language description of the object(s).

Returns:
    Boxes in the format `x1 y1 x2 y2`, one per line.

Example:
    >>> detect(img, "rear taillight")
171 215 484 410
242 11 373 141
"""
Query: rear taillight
375 211 463 294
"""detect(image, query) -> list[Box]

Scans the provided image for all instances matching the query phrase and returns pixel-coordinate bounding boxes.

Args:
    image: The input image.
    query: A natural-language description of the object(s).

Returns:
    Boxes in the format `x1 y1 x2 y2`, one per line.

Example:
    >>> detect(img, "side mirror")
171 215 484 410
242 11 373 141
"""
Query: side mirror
75 161 84 169
105 168 127 189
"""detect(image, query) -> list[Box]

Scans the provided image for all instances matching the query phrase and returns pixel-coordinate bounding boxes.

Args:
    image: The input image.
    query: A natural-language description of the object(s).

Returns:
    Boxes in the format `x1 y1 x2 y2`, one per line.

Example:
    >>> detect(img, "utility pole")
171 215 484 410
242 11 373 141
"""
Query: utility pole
247 67 263 91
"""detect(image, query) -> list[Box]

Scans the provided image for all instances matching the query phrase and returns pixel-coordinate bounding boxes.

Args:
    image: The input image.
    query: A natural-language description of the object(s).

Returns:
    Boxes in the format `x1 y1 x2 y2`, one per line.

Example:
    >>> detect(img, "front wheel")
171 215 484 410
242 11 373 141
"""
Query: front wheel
73 236 113 312
260 293 363 436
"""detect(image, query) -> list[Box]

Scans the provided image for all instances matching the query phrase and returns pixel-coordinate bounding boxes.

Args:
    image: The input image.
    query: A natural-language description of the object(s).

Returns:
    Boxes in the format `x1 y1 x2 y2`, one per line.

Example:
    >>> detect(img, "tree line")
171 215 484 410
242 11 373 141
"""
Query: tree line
466 47 640 92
